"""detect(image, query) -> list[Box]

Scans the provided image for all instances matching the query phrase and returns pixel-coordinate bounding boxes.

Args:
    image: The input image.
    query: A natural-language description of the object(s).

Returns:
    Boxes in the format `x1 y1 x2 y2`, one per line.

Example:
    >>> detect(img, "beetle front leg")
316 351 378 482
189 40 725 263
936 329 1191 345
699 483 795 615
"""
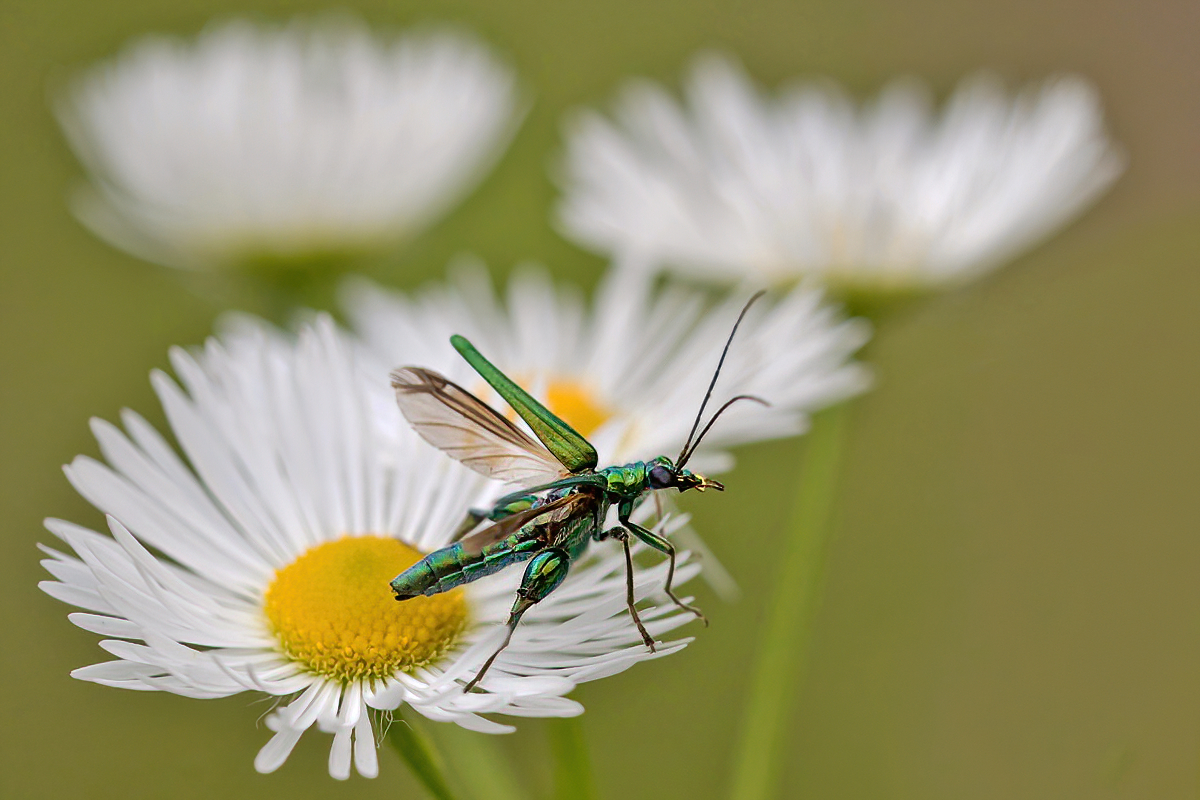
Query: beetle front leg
618 507 708 626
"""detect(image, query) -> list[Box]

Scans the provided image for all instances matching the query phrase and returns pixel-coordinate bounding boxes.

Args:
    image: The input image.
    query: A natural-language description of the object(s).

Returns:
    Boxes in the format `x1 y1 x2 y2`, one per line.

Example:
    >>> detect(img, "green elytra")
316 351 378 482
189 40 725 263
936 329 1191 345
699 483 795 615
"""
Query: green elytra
390 295 766 691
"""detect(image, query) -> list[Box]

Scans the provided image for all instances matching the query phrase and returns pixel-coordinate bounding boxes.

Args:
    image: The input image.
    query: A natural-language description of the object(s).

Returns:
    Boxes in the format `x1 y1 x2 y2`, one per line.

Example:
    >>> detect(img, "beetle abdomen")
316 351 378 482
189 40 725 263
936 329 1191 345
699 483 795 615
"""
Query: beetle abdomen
391 536 542 600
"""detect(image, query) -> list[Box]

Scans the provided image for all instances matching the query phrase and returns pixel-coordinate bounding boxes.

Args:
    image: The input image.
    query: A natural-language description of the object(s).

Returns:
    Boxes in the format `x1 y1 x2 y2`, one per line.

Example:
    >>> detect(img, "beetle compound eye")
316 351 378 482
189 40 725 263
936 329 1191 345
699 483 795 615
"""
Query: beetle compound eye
649 465 673 489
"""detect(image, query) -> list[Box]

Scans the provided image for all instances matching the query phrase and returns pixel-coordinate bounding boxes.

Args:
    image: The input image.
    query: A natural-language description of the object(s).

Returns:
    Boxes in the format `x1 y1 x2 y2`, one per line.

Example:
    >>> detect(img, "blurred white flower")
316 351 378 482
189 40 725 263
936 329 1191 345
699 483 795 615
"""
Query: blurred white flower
58 17 520 270
557 55 1124 292
343 262 871 477
40 317 698 779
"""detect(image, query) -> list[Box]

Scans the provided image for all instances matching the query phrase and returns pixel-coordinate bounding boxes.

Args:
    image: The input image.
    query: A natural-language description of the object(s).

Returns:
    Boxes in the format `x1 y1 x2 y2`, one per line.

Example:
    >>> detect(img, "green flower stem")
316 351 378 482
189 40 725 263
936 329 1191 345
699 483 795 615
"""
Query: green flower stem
387 709 459 800
194 251 364 324
433 725 527 800
549 716 599 800
729 402 850 800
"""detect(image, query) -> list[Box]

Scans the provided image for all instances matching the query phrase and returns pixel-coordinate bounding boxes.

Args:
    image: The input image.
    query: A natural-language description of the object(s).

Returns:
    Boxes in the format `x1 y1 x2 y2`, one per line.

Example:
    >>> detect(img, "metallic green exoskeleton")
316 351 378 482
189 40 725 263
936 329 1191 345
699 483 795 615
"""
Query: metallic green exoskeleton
390 295 766 690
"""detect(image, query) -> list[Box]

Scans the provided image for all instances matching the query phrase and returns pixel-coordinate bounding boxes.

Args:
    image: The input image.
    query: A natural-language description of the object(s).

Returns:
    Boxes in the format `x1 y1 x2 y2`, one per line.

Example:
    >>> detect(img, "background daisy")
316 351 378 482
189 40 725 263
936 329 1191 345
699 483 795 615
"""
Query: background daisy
39 316 699 779
343 261 871 475
557 54 1125 293
58 16 520 271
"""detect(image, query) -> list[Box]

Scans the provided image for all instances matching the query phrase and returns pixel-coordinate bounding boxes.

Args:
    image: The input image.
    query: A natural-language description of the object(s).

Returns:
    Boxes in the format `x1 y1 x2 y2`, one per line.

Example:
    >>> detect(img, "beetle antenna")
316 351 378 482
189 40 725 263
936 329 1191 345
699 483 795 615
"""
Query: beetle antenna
676 291 766 465
678 394 770 468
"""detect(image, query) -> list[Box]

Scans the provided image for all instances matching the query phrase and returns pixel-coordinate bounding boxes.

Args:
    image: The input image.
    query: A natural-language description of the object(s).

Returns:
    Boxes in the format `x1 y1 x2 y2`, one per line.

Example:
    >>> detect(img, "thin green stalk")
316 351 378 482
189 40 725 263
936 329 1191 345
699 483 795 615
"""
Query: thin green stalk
433 724 527 800
549 716 598 800
729 402 850 800
387 709 460 800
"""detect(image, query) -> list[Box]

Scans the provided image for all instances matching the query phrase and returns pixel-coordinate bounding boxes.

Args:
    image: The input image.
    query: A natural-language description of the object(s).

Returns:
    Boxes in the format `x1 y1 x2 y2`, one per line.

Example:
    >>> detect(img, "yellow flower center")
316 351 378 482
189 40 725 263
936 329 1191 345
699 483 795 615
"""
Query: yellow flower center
476 375 613 439
264 536 467 683
545 379 611 438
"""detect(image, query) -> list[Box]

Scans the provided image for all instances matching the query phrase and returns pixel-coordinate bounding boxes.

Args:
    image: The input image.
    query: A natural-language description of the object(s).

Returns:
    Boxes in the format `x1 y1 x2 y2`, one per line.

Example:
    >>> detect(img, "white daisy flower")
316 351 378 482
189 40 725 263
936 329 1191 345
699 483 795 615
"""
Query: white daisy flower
557 54 1124 292
38 316 698 779
343 261 870 477
58 17 520 270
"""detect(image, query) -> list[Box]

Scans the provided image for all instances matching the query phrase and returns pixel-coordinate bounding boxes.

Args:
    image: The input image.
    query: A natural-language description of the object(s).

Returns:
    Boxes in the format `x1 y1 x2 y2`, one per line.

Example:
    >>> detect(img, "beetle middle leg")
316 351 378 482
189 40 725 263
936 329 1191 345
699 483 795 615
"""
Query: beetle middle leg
451 494 539 541
595 526 656 651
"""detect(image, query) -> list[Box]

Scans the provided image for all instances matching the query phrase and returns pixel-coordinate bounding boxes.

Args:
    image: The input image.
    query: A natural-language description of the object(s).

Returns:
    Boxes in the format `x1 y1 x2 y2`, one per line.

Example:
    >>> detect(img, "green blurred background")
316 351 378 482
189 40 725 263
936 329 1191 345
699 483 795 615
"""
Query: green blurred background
3 0 1200 797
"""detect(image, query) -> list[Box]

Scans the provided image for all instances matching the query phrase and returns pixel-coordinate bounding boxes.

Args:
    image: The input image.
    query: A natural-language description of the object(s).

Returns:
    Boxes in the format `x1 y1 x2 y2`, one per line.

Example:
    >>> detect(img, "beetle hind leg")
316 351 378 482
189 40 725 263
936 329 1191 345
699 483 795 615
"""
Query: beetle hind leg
464 547 573 692
464 623 516 692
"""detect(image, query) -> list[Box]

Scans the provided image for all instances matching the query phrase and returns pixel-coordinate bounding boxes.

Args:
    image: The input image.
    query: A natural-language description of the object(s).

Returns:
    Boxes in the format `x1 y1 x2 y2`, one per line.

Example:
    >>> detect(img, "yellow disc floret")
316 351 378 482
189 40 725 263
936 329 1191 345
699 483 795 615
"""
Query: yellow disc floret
546 379 611 438
264 536 467 683
475 375 613 439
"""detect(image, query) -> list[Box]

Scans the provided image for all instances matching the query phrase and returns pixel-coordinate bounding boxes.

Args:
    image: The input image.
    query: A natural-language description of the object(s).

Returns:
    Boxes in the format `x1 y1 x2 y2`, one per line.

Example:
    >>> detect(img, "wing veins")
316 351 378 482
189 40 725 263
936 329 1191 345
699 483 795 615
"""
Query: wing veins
391 367 567 486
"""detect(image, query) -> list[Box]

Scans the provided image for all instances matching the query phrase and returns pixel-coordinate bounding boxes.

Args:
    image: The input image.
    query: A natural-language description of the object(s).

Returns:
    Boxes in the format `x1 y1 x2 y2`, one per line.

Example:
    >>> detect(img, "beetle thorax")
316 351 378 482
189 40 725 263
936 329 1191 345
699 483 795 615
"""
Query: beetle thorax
599 461 652 499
